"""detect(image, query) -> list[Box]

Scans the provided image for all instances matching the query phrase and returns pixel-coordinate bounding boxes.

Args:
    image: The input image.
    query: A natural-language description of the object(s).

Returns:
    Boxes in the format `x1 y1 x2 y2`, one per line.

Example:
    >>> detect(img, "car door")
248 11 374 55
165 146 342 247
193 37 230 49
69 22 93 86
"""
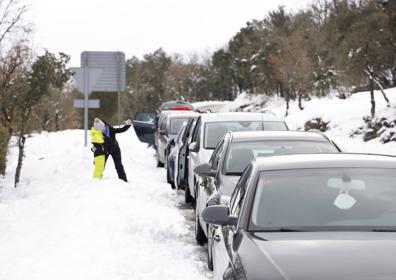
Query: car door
132 112 156 146
213 165 252 279
188 118 202 197
177 117 197 188
157 116 169 163
197 139 225 235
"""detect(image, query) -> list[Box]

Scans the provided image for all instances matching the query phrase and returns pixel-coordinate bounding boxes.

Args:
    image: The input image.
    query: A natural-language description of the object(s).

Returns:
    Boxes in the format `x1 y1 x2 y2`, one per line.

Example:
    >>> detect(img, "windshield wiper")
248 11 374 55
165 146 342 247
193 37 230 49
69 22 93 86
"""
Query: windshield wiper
371 229 396 232
225 172 243 176
261 228 305 232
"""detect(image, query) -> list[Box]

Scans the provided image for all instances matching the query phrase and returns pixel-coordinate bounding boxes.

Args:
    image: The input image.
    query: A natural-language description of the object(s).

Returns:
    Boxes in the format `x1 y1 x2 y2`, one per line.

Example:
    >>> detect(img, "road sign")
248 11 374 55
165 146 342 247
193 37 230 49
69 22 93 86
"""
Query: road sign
73 99 100 109
80 51 126 92
71 51 126 146
70 68 103 95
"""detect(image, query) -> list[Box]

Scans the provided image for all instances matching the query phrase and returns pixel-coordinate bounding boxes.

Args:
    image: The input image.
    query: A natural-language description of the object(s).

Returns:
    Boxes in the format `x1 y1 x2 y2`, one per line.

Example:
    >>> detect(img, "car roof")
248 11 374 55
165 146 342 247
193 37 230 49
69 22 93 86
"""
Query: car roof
200 112 284 122
229 130 330 143
166 111 200 119
253 153 396 171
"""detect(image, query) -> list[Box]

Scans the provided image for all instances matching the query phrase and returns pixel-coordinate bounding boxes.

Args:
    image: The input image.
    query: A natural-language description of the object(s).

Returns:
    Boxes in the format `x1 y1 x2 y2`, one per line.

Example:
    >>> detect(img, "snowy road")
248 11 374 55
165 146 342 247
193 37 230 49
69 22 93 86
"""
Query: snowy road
0 129 212 280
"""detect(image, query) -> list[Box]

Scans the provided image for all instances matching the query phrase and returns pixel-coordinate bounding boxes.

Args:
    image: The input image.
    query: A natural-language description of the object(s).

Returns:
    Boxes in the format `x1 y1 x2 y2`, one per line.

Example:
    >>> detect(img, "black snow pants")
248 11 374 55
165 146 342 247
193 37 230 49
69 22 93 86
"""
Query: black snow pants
105 144 127 182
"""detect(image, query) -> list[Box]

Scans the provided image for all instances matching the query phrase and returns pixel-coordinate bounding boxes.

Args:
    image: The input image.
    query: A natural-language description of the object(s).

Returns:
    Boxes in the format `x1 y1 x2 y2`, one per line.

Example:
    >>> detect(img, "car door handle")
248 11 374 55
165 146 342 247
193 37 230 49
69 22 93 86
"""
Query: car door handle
214 234 221 242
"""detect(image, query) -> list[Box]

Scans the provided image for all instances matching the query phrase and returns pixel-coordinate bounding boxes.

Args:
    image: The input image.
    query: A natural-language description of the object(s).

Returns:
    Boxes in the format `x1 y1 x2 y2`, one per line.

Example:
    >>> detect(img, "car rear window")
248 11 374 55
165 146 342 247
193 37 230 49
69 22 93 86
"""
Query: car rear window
224 140 338 175
204 121 287 149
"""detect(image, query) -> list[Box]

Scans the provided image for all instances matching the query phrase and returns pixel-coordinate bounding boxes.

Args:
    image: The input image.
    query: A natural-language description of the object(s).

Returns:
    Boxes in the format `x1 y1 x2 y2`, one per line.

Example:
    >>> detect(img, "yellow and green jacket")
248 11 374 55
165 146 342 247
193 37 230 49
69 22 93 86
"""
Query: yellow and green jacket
90 127 106 156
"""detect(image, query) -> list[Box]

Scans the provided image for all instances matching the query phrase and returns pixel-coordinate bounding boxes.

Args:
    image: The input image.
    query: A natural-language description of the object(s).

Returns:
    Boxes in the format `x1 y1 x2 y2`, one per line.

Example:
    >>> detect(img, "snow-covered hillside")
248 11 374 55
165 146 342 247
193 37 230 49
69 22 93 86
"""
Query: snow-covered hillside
0 130 211 280
222 88 396 155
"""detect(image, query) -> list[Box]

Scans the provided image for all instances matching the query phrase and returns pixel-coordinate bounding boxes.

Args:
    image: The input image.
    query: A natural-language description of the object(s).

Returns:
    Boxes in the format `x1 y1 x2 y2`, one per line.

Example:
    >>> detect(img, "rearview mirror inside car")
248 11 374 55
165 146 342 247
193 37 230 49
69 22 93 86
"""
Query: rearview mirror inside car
202 205 238 226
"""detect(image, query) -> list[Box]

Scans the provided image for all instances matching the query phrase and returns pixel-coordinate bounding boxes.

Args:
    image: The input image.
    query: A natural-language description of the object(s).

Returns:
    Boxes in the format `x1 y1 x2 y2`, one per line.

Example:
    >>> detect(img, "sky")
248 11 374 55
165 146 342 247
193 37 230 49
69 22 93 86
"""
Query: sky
26 0 308 66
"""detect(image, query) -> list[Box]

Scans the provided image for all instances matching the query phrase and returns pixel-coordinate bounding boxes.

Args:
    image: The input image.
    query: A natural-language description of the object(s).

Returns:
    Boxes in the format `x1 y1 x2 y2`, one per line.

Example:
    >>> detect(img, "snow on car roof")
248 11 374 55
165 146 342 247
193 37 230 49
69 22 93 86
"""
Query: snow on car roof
200 112 284 122
253 153 396 171
229 130 330 143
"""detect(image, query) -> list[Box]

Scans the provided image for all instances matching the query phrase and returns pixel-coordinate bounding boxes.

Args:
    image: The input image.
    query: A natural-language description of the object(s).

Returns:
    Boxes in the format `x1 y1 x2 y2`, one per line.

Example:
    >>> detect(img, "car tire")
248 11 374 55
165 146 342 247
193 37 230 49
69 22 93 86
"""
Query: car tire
195 210 207 245
207 228 214 271
156 150 164 168
167 165 175 189
184 185 194 204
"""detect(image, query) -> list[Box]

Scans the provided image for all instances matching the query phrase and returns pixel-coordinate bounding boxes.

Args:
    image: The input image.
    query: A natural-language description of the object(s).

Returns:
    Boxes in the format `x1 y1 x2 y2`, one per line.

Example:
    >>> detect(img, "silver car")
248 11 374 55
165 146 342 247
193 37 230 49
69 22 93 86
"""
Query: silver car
180 112 288 204
194 130 341 269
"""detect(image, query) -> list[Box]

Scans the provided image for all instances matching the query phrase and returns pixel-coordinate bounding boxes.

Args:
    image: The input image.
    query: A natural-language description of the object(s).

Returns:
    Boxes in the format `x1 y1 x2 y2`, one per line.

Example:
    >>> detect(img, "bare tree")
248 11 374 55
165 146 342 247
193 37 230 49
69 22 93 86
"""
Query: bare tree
0 0 28 47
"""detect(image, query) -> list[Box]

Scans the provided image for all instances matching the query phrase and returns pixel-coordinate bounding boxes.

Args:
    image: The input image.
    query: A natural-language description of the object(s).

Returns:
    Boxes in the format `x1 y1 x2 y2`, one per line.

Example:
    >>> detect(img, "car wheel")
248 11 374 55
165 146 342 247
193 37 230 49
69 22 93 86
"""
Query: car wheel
207 225 214 271
167 165 175 189
195 210 207 245
164 150 168 169
156 149 164 168
184 185 194 204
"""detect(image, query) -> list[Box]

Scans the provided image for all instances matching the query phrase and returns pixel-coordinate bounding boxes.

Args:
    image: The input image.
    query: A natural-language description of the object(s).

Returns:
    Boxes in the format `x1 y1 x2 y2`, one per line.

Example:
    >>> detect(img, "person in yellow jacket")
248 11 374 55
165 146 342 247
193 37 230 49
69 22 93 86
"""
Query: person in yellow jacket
90 118 107 179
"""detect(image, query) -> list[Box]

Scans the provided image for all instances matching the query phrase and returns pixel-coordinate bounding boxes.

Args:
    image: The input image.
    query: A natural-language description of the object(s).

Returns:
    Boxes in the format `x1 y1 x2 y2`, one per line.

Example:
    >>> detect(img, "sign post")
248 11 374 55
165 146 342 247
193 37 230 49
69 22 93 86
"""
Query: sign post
71 51 126 146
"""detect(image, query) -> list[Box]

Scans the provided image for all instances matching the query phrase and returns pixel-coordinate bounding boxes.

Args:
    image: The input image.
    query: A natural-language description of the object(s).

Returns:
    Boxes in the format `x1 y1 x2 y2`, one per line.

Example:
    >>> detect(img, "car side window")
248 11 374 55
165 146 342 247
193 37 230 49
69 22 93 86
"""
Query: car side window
209 139 224 171
159 117 167 131
230 165 252 217
191 118 201 142
191 119 202 148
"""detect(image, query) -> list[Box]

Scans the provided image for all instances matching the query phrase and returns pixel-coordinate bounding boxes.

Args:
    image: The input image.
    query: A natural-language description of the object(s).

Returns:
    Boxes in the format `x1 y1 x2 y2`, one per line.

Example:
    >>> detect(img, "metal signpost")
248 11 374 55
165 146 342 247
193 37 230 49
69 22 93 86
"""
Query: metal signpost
72 51 126 146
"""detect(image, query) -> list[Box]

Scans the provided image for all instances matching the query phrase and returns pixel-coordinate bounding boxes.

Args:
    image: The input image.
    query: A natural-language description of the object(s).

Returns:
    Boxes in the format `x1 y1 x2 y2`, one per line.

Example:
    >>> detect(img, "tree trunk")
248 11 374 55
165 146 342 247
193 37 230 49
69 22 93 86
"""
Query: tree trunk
370 78 375 119
285 90 290 117
372 76 391 108
298 86 304 110
14 134 26 187
55 109 59 131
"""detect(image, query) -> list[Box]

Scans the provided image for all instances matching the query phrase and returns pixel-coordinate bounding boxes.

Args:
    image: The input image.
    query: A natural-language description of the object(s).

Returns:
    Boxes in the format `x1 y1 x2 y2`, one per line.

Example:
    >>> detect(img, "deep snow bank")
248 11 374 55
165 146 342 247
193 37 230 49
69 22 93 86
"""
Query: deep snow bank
0 129 210 280
222 88 396 155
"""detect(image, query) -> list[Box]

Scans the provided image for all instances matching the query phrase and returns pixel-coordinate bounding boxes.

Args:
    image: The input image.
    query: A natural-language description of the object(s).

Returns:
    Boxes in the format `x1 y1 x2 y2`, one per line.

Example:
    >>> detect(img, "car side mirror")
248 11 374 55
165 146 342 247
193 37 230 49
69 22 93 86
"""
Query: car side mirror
202 205 238 226
194 163 216 177
189 142 199 152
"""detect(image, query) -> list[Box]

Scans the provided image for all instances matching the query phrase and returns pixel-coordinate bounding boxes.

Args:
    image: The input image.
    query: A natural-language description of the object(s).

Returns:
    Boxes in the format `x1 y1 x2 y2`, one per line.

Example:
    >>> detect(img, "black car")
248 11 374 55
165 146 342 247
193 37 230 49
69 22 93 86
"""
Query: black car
194 130 341 269
203 153 396 280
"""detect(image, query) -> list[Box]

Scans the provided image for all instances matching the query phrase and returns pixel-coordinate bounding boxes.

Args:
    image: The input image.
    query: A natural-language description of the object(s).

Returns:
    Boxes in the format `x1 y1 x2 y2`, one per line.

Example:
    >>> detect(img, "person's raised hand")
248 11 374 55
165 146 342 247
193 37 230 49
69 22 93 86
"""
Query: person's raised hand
124 119 132 126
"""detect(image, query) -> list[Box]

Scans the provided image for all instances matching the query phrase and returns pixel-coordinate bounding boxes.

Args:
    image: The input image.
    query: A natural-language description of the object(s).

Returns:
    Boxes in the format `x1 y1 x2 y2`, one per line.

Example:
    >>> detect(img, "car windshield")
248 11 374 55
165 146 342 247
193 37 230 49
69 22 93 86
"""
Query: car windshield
250 168 396 231
224 140 338 175
204 121 287 149
170 118 188 135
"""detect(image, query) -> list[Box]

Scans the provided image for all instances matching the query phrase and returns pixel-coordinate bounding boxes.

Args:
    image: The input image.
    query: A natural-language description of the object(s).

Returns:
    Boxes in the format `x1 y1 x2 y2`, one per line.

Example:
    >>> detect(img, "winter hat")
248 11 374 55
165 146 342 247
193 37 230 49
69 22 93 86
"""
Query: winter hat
93 118 105 131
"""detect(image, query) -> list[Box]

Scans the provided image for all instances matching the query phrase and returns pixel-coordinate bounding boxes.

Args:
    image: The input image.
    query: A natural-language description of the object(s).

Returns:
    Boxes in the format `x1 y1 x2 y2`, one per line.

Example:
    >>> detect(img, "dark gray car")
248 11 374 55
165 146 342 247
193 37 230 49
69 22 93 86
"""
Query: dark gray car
202 153 396 280
194 130 341 269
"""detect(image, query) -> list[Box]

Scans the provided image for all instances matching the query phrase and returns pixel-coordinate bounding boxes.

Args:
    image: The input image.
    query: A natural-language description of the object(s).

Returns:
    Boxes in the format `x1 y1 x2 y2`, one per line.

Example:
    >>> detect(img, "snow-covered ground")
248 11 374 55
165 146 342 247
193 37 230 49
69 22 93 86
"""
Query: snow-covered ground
222 88 396 155
1 87 395 280
0 129 211 280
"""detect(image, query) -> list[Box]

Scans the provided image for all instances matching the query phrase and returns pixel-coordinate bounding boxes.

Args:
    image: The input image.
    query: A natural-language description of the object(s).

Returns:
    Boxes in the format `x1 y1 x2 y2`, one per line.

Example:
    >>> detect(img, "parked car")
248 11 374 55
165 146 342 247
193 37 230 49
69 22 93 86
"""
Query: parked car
155 111 199 167
179 112 288 204
194 130 341 269
158 101 193 112
202 153 396 280
166 116 199 189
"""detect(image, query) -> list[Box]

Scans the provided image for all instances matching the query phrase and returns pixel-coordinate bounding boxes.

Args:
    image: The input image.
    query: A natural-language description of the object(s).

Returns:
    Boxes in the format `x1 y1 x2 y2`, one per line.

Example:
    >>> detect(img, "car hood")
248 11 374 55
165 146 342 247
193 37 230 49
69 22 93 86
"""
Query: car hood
241 232 396 280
